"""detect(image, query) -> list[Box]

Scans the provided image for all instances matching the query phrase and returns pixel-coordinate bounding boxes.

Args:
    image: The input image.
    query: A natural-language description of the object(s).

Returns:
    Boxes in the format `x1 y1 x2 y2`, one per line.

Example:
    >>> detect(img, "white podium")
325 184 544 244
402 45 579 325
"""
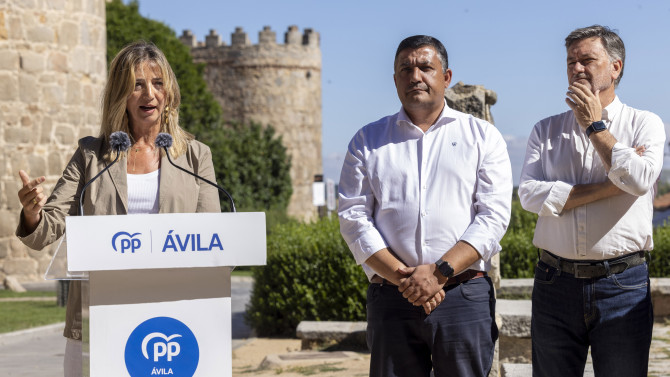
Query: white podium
64 212 266 377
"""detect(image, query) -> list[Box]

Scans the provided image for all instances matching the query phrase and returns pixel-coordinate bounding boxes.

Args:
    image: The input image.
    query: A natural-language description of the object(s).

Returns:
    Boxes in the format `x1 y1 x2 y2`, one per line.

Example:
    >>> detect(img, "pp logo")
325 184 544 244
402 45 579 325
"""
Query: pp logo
125 317 199 377
112 231 142 253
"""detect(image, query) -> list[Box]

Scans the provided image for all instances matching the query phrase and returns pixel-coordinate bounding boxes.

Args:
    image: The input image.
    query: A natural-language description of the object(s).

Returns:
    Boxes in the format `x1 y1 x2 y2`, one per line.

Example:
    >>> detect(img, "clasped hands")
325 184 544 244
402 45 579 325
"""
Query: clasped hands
397 264 446 315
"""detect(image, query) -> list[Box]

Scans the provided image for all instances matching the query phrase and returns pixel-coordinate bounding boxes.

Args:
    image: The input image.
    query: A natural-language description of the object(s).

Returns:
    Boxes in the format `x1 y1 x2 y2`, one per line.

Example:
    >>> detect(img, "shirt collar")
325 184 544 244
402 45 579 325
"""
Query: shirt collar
602 96 622 122
396 100 457 131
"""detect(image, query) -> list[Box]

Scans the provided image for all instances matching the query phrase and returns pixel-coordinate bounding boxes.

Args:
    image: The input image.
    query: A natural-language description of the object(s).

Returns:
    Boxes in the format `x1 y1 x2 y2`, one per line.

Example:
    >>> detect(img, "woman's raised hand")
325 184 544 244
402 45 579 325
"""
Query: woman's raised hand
17 170 46 231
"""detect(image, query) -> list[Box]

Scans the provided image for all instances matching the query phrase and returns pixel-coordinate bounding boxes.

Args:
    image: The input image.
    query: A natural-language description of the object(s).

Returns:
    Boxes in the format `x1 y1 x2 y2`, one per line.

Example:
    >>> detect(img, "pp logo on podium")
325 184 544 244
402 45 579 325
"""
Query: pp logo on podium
125 317 199 376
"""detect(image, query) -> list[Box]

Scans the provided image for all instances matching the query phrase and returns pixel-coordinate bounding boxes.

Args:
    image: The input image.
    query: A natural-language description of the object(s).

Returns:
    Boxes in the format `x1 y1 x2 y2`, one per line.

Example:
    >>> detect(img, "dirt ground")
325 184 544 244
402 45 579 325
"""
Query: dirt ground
232 338 371 377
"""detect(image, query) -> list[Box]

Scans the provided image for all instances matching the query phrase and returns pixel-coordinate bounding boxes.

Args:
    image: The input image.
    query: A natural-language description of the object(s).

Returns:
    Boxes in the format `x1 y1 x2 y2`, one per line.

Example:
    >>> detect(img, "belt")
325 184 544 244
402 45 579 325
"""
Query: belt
370 269 486 287
540 250 646 279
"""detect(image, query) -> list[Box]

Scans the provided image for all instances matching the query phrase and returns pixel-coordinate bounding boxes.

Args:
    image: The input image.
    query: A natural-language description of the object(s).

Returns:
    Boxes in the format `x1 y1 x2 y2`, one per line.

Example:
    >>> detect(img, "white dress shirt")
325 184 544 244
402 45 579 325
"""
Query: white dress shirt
518 97 665 260
338 102 513 280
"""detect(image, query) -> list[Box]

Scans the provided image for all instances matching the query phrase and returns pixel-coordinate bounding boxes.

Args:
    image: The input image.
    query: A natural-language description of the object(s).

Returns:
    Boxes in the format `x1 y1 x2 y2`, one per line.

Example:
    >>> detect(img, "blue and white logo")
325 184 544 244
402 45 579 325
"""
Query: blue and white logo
125 317 199 377
112 232 142 253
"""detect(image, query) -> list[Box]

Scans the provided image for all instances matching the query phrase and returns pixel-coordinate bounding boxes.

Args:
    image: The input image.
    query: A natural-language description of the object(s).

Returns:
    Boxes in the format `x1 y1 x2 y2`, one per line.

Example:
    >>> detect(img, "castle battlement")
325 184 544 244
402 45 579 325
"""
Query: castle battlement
180 25 320 49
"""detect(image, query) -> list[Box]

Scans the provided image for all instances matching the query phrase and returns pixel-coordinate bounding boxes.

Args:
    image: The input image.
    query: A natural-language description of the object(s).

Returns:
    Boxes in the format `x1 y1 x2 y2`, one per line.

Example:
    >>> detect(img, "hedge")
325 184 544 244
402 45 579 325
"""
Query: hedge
245 216 368 337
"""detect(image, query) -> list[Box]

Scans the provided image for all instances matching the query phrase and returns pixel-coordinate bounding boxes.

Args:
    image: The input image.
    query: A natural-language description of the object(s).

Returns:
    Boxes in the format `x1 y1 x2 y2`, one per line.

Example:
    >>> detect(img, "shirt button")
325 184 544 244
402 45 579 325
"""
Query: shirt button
421 211 427 217
422 185 427 190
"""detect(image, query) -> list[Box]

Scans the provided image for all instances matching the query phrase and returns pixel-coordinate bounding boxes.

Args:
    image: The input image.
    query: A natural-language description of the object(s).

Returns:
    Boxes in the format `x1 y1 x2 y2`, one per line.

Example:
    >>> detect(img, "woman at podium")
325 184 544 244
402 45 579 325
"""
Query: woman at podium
15 41 221 376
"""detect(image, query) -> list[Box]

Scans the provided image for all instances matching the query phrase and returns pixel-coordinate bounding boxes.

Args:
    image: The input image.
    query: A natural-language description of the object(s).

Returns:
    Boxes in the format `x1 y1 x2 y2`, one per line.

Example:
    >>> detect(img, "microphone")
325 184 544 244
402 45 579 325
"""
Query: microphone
156 133 236 212
78 131 131 216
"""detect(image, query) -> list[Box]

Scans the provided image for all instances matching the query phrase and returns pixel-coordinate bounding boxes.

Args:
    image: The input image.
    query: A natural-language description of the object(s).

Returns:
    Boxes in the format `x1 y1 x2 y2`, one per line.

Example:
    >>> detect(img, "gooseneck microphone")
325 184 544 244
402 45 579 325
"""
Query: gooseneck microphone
78 131 131 216
155 133 236 212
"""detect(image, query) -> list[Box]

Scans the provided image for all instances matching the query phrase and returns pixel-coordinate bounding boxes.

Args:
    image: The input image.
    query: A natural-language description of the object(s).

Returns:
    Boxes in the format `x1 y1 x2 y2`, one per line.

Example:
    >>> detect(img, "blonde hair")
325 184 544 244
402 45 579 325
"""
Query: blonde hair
100 40 192 161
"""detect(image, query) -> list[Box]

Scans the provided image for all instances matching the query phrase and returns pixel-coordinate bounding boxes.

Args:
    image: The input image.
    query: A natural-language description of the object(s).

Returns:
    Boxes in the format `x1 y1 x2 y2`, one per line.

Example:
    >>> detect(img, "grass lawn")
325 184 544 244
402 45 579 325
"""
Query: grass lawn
0 291 65 334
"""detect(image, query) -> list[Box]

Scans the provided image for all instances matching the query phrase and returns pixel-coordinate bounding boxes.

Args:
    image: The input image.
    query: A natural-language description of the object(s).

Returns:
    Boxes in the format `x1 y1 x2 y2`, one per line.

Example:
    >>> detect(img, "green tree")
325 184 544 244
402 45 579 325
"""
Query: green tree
106 0 221 134
208 122 292 213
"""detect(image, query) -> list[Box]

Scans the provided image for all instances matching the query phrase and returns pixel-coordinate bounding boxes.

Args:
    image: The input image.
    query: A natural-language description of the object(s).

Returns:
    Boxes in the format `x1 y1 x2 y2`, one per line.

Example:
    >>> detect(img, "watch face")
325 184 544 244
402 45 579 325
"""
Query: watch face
592 121 607 131
437 260 454 277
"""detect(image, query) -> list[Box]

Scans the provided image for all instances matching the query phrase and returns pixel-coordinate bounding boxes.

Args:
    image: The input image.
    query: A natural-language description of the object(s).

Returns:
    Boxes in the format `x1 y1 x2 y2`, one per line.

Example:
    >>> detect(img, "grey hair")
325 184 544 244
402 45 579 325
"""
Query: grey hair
565 25 625 87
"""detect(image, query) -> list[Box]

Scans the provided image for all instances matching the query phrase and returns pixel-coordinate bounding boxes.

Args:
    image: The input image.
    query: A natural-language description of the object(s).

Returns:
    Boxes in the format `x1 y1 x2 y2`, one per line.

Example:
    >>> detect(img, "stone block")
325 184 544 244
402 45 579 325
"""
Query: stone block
55 125 75 145
19 73 39 103
66 78 81 104
20 51 45 72
27 26 54 43
4 127 32 144
28 154 46 177
0 72 18 100
44 84 65 107
70 48 88 73
0 50 18 70
2 257 37 276
498 299 531 338
498 278 533 298
296 321 367 350
4 275 26 292
651 278 670 317
59 21 78 47
8 16 23 40
0 153 5 177
0 11 7 40
0 239 10 258
80 19 90 46
46 0 66 10
40 116 52 143
48 51 68 73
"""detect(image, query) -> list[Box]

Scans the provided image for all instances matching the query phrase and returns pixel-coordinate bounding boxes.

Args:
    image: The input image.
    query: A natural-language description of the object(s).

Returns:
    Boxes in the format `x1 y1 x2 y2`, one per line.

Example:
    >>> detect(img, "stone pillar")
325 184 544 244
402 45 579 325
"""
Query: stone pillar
445 82 501 377
0 0 107 284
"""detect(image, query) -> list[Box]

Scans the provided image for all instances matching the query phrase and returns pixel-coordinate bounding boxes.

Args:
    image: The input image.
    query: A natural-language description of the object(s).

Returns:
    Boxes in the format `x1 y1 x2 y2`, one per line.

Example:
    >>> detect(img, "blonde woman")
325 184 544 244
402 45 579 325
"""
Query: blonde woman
16 41 221 376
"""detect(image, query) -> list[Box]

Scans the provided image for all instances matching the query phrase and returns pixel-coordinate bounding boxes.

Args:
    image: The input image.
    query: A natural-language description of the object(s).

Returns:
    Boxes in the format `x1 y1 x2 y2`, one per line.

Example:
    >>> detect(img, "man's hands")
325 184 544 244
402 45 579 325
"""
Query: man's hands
398 264 446 315
565 82 602 130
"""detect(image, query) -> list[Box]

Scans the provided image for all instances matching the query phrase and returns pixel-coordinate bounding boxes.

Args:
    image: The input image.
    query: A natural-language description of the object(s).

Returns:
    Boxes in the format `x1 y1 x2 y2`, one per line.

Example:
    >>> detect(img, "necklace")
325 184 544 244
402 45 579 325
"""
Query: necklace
130 144 158 173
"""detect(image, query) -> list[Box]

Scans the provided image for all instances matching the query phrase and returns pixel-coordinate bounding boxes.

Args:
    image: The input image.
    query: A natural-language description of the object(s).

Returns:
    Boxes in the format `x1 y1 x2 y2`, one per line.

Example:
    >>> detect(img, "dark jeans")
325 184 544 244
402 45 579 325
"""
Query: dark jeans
366 277 497 377
532 260 653 377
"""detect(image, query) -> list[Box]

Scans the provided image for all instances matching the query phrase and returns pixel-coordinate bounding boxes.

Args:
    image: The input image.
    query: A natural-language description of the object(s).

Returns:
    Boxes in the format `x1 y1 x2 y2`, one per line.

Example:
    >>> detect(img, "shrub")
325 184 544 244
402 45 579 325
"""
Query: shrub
246 216 368 337
650 224 670 277
500 199 538 278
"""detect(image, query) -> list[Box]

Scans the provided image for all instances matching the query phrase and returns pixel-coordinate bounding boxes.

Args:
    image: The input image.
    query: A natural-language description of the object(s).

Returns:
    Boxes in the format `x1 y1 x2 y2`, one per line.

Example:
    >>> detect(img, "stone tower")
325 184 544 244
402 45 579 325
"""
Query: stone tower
181 26 322 221
0 0 106 282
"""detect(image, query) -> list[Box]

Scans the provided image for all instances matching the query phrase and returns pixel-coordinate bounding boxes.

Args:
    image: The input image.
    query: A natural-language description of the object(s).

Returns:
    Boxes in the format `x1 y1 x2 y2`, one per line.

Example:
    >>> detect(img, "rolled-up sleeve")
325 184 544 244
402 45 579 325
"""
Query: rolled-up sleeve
608 113 665 196
338 132 387 265
460 128 513 261
518 124 573 217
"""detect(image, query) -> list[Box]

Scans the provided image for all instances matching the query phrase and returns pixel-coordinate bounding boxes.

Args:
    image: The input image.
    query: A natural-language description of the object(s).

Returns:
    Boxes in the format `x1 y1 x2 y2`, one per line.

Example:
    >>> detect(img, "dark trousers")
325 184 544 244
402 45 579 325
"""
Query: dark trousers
532 261 653 377
366 277 497 377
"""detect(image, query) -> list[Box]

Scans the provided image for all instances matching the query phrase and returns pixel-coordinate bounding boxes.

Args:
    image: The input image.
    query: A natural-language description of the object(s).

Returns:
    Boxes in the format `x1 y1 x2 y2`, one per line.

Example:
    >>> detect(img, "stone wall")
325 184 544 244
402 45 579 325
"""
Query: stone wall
0 0 106 283
182 26 322 221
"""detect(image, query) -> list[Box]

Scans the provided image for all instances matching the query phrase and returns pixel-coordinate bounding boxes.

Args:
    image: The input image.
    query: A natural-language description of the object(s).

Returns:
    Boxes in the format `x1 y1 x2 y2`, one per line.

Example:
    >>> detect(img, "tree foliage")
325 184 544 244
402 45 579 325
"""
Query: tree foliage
208 122 292 212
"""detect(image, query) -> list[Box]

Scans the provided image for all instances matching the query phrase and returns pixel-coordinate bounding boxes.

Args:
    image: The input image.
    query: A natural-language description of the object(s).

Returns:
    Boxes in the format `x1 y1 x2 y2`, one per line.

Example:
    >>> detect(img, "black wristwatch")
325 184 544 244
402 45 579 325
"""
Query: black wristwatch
435 259 455 278
585 120 607 137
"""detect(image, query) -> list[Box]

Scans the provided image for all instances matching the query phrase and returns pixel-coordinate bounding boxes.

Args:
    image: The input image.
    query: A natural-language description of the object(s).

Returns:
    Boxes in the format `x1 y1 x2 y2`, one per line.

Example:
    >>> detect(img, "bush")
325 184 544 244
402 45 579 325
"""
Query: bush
246 216 368 337
500 199 538 278
650 224 670 277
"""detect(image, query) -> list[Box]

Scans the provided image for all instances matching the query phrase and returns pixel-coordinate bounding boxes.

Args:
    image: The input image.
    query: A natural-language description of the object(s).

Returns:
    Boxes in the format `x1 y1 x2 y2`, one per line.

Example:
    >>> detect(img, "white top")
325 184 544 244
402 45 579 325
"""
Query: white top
127 169 160 214
338 102 513 280
518 97 665 259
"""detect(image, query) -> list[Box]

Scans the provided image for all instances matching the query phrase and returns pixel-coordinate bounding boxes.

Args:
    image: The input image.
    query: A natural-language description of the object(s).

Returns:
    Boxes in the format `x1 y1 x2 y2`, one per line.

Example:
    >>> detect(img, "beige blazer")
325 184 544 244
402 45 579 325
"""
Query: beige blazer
17 136 222 340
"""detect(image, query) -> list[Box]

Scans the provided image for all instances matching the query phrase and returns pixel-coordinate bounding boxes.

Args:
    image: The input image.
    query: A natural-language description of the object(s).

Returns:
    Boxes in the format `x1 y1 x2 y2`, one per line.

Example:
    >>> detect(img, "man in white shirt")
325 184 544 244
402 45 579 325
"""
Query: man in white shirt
338 35 512 377
519 25 665 377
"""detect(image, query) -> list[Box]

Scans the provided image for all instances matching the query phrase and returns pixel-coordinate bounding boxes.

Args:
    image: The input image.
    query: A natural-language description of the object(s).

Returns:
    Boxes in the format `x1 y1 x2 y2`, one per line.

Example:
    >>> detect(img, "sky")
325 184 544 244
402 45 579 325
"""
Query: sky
132 0 670 185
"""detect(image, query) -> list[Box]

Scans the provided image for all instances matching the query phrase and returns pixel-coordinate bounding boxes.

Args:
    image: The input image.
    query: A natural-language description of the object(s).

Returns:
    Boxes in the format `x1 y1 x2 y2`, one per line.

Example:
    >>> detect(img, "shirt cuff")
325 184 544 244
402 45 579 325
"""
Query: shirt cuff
346 229 388 265
608 142 630 183
539 181 572 217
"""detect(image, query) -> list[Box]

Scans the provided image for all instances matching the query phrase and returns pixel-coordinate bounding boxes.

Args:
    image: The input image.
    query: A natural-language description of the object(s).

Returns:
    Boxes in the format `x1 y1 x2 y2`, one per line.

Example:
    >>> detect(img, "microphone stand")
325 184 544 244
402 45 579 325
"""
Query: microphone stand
162 148 237 212
79 149 121 216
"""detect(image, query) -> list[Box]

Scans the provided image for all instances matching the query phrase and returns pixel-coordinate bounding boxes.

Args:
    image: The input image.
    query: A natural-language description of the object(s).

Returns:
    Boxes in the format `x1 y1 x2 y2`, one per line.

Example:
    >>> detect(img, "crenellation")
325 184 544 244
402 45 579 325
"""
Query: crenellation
179 29 196 48
205 28 221 48
258 25 275 45
302 28 319 47
284 24 301 45
231 26 249 46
